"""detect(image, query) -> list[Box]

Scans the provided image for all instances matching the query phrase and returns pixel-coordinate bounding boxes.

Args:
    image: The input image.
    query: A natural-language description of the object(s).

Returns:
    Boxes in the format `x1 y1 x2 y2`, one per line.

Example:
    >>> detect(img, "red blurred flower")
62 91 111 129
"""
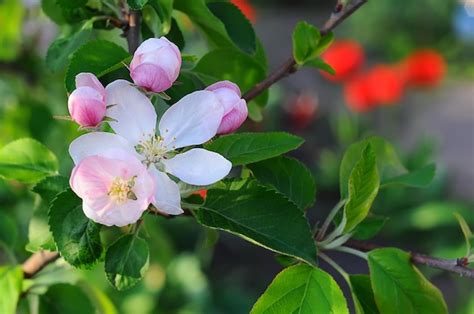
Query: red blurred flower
231 0 256 23
287 93 319 129
321 40 365 82
400 49 446 87
344 64 404 112
196 189 207 199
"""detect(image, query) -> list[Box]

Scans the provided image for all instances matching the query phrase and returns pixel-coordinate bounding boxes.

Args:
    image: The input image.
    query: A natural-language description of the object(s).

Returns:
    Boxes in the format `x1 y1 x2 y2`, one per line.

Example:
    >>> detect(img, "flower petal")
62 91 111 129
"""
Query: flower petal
69 132 137 165
163 148 231 185
75 73 106 99
105 80 157 144
149 165 183 215
159 91 223 150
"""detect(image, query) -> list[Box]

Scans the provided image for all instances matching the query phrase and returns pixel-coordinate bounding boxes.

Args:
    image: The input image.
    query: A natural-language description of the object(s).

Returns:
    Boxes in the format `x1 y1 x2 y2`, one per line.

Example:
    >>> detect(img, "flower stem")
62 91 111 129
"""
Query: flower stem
315 199 346 240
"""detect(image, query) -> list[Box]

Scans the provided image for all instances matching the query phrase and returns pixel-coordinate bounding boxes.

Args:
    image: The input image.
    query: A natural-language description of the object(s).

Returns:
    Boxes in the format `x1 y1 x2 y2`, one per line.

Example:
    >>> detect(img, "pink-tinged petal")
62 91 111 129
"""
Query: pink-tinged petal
105 80 157 145
163 148 231 185
75 73 106 100
71 155 154 227
130 63 172 93
206 80 241 97
68 87 106 127
158 91 223 150
69 132 137 165
149 165 183 215
217 99 248 134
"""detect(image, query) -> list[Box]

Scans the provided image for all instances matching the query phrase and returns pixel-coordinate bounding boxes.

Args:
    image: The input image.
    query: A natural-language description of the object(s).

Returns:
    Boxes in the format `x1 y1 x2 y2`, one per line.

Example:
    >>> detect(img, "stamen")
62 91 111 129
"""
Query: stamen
108 176 137 204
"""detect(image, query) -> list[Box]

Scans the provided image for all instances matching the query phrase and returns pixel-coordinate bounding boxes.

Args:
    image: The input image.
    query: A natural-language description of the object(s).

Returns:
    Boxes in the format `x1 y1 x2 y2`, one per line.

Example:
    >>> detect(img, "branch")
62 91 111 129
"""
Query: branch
21 251 59 278
125 10 141 54
242 0 368 102
345 239 474 278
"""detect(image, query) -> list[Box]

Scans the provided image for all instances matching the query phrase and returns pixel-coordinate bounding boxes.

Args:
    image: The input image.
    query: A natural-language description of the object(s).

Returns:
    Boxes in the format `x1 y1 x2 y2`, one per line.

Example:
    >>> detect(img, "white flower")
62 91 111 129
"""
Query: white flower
69 80 232 216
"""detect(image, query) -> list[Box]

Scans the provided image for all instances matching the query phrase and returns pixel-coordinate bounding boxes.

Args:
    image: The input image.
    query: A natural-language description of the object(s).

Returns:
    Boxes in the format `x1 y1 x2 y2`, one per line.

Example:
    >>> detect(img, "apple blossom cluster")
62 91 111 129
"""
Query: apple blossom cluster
66 37 248 226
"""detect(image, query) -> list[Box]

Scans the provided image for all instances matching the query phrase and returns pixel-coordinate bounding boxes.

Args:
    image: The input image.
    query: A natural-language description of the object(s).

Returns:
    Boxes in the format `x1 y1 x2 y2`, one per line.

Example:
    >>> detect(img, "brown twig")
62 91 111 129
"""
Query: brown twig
242 0 368 102
22 251 59 279
126 10 141 54
346 239 474 278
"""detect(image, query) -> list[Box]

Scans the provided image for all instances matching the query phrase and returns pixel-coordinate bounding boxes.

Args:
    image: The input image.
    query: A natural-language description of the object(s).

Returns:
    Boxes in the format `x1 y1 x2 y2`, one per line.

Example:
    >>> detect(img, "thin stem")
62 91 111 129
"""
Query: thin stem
315 199 346 240
319 252 349 281
126 10 141 54
333 246 368 260
22 251 59 279
319 233 353 250
243 0 368 102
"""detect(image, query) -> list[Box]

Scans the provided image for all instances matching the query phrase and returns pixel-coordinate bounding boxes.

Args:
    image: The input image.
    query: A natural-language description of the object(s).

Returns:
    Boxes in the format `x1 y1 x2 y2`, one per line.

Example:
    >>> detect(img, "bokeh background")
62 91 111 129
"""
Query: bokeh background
1 0 473 313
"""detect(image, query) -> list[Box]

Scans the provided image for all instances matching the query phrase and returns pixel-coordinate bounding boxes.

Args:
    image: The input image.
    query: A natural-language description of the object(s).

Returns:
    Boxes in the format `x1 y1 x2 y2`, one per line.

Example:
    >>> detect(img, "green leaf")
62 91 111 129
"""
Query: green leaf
0 212 17 249
197 183 317 265
0 0 24 61
0 266 23 314
349 275 379 314
167 18 185 50
368 248 448 314
0 138 58 184
26 201 56 252
248 156 316 210
340 137 433 199
105 234 149 291
149 0 173 34
57 0 88 8
381 163 436 188
46 22 93 72
33 175 69 203
304 57 335 75
344 144 380 233
49 189 103 268
207 2 256 54
292 21 321 65
251 265 348 314
352 215 388 241
65 40 130 92
453 212 473 256
127 0 148 10
205 132 304 166
194 48 268 108
39 283 95 314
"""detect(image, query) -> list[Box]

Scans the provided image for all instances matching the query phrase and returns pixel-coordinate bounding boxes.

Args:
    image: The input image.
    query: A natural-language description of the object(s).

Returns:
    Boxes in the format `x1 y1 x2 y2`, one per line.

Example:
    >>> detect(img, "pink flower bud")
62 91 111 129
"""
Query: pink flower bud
68 73 106 127
130 37 181 93
206 81 248 134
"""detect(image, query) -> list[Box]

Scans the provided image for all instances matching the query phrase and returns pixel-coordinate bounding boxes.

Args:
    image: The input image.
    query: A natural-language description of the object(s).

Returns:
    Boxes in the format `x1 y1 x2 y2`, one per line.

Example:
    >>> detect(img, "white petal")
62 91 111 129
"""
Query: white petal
69 132 137 164
149 166 183 215
158 91 223 150
105 80 157 144
163 148 231 185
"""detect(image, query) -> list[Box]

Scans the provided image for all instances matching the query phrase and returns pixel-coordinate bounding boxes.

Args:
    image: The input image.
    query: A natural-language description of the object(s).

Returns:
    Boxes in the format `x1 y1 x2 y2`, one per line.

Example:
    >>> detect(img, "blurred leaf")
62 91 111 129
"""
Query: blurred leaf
46 22 94 72
197 183 317 265
149 0 174 34
248 156 316 210
65 40 130 92
340 137 432 199
304 57 335 75
368 248 447 314
105 234 149 291
39 283 95 314
344 144 380 233
0 138 58 184
251 265 348 313
26 201 56 252
127 0 148 10
381 163 436 188
205 132 304 166
352 215 388 240
453 212 473 256
0 266 23 314
208 2 256 54
49 189 103 268
0 0 24 61
33 175 69 204
349 275 379 314
0 212 17 249
167 18 184 50
292 21 321 64
57 0 88 8
194 48 268 108
79 283 118 314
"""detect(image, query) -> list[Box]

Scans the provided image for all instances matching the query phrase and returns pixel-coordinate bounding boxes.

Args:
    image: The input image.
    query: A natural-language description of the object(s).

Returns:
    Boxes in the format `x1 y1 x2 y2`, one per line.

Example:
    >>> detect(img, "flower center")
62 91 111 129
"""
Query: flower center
135 134 175 167
108 177 137 204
